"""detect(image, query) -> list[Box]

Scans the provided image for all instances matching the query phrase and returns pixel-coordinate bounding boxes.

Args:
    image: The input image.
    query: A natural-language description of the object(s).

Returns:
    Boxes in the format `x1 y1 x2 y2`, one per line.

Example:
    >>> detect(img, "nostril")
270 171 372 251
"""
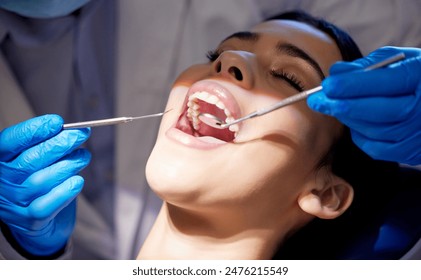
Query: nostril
229 66 243 81
216 61 222 73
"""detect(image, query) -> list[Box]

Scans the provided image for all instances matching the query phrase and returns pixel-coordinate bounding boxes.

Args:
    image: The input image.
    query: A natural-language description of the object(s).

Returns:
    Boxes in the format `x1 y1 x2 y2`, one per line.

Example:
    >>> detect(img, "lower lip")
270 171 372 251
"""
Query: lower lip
166 127 227 150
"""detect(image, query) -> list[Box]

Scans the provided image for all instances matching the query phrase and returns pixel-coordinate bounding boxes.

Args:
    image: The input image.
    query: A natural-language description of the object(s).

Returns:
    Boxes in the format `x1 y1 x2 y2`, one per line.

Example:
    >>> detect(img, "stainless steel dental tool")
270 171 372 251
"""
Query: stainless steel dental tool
63 109 172 129
198 53 406 129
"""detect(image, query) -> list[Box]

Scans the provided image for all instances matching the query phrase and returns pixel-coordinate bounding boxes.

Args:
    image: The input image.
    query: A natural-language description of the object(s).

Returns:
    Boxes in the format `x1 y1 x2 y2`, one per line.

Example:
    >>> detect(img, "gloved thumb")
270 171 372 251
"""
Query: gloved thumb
329 61 363 75
329 46 421 76
0 115 63 162
322 55 421 99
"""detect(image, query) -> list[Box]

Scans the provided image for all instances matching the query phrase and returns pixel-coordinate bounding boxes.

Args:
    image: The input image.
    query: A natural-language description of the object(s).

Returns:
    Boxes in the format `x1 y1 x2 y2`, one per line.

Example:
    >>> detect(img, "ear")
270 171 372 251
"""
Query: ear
298 175 354 220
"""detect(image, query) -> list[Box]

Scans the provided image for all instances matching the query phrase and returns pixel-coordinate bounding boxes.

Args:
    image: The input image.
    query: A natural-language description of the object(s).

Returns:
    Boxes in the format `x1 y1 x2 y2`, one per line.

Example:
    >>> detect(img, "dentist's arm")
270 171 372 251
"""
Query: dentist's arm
308 47 421 165
0 115 91 258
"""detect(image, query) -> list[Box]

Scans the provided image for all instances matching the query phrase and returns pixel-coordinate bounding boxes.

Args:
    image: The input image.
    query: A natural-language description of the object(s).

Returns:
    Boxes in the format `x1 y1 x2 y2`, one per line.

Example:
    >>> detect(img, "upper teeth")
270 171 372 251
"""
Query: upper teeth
187 91 239 134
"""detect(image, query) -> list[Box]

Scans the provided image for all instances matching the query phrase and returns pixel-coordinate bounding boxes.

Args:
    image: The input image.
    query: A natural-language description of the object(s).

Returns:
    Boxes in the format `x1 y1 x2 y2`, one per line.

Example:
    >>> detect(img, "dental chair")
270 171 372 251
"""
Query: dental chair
275 166 421 260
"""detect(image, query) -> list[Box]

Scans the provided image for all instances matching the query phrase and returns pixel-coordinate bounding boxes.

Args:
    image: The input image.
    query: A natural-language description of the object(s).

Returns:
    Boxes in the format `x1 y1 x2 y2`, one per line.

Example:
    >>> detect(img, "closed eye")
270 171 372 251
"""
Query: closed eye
270 69 305 92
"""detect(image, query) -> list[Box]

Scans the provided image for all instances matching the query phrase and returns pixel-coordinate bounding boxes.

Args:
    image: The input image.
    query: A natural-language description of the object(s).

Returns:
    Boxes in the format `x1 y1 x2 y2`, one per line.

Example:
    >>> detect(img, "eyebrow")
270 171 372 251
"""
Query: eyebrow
222 31 326 81
276 43 325 80
222 31 259 42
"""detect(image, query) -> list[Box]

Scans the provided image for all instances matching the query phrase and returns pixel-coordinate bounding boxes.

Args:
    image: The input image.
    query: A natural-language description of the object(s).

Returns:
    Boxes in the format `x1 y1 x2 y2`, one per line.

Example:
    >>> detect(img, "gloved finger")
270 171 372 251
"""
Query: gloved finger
328 47 405 75
52 199 77 234
322 55 421 99
26 175 84 230
310 93 419 124
342 46 421 70
329 61 363 75
16 200 77 255
2 128 90 183
351 129 421 165
0 175 84 231
330 46 421 75
0 149 91 204
337 111 421 143
308 92 421 142
307 91 339 115
0 115 63 162
10 200 77 256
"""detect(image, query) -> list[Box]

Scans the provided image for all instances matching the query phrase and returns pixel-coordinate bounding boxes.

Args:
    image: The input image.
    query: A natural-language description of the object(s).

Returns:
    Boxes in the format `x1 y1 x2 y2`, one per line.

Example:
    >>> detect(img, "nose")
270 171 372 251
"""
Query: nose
212 51 254 89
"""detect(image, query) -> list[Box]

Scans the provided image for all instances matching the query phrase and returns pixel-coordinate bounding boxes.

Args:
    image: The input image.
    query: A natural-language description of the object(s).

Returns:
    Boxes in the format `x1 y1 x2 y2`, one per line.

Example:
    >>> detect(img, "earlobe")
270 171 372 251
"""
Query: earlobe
298 177 354 220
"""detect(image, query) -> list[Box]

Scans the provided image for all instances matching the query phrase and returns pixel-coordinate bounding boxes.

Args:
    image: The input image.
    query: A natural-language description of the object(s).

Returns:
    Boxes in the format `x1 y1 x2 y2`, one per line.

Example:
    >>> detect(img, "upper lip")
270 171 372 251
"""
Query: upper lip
183 80 242 120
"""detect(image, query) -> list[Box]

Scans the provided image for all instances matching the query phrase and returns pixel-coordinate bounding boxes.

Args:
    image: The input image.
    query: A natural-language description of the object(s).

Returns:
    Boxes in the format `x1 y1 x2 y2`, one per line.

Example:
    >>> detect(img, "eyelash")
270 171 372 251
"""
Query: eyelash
206 49 221 62
206 49 305 92
270 69 305 92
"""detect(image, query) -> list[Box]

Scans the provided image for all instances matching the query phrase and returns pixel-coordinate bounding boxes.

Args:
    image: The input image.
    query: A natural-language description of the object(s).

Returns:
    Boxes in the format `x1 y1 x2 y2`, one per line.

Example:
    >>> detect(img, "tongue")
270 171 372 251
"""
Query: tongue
197 124 234 142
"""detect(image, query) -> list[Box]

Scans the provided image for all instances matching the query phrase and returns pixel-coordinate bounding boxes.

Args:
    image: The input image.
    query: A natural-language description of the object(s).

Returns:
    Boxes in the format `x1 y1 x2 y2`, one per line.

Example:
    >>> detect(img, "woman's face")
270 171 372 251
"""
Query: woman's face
146 20 343 222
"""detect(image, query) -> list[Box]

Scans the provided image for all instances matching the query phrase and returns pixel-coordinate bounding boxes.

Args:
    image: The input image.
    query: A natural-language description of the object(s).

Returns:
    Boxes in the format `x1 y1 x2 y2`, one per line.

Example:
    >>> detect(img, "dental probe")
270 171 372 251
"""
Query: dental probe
63 109 172 129
199 52 406 129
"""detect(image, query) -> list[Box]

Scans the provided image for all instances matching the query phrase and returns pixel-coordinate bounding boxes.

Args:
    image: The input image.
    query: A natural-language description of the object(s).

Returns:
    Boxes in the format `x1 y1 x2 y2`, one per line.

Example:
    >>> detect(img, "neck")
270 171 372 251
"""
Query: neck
138 202 292 260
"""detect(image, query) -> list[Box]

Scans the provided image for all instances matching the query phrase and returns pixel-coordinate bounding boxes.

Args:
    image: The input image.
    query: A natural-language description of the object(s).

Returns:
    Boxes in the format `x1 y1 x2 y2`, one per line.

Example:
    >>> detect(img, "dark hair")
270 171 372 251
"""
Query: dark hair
266 10 363 62
266 10 401 259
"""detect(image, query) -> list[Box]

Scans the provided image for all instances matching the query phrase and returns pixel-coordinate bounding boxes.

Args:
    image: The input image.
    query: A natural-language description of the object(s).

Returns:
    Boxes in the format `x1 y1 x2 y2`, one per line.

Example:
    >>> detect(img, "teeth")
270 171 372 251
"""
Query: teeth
224 117 239 133
229 124 239 133
206 95 219 105
216 101 225 110
225 116 234 123
187 91 239 135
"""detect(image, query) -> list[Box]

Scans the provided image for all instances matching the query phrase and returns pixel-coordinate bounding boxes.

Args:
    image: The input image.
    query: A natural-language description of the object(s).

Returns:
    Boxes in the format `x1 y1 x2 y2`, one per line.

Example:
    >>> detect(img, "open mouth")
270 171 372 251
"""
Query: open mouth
175 82 240 143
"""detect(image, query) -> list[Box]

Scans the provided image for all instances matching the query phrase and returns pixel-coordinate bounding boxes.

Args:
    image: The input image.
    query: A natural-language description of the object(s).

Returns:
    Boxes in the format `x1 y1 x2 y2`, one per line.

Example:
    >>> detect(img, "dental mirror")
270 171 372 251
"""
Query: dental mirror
198 113 227 128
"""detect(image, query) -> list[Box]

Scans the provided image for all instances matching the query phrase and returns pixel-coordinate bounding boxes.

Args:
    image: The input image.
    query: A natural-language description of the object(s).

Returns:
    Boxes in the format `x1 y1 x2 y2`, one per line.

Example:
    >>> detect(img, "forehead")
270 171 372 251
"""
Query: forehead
250 20 342 74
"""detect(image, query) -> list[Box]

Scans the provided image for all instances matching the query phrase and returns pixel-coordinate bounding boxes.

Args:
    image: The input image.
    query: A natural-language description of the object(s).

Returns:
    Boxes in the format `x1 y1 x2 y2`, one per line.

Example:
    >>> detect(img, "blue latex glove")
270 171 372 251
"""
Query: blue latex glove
0 114 91 257
308 46 421 165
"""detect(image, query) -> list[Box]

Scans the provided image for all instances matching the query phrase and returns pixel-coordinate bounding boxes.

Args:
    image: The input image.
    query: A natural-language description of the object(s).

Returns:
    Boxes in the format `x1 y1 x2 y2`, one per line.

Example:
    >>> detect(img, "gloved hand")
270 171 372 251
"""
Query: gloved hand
0 114 91 257
307 46 421 165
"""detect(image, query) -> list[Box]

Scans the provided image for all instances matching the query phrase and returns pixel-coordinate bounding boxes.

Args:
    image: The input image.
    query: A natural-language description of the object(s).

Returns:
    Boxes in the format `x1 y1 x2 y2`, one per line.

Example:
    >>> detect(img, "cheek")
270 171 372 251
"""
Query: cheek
262 114 337 185
155 86 187 137
219 140 314 219
166 86 187 112
300 111 343 161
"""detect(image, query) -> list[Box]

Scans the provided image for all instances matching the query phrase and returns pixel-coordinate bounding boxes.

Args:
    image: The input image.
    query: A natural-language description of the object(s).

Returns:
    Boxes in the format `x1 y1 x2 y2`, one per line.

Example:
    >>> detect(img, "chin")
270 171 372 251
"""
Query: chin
145 146 207 204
